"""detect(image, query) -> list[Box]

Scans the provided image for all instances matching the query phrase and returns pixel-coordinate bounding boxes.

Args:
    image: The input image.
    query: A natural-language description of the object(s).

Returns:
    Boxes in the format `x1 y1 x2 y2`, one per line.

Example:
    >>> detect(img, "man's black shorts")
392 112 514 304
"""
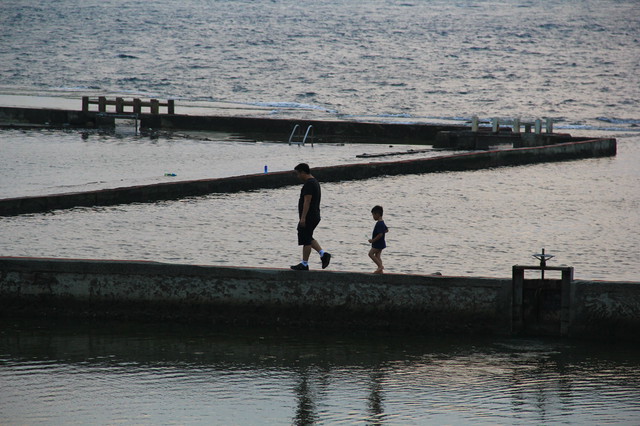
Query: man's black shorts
297 217 321 246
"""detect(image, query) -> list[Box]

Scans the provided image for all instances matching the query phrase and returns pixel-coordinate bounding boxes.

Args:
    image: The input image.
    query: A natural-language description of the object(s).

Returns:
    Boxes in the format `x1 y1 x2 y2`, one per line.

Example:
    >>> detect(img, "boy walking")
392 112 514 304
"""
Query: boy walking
368 205 388 274
290 163 332 271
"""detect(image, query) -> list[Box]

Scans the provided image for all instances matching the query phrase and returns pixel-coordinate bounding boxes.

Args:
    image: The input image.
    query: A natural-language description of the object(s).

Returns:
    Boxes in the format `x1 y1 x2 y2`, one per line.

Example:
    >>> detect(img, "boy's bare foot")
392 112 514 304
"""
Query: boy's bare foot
373 268 384 274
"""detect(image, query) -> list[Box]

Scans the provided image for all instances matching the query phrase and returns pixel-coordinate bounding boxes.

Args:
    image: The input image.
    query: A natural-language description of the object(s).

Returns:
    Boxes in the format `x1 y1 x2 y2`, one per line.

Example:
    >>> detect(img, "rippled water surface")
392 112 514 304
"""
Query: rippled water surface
2 132 638 280
1 0 639 127
0 128 456 198
1 0 640 423
1 319 640 425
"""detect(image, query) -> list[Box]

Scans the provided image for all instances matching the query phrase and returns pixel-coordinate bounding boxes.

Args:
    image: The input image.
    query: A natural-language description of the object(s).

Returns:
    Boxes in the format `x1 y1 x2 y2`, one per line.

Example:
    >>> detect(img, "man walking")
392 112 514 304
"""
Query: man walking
291 163 332 271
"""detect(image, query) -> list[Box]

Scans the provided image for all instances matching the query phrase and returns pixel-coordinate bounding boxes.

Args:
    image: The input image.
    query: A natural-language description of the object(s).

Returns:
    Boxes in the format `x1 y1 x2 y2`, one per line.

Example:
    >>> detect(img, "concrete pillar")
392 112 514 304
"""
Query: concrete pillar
546 118 553 134
82 96 89 112
471 116 479 132
513 118 520 134
511 266 524 334
98 96 107 113
560 267 574 336
151 99 159 115
168 99 175 115
492 118 499 133
535 119 542 135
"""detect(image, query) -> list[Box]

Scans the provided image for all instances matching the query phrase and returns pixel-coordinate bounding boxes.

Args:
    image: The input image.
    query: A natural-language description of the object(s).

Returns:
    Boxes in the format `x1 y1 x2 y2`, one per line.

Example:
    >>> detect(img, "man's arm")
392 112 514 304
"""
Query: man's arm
299 194 312 225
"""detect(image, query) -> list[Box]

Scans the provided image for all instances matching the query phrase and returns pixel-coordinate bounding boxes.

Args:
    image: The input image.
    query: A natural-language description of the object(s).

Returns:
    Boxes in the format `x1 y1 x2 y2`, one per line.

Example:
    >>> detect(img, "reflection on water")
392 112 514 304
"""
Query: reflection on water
1 319 639 424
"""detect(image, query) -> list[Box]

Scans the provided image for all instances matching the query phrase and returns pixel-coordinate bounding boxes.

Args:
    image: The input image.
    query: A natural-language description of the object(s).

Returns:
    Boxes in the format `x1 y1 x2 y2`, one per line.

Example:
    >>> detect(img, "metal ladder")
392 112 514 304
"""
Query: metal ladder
288 124 314 146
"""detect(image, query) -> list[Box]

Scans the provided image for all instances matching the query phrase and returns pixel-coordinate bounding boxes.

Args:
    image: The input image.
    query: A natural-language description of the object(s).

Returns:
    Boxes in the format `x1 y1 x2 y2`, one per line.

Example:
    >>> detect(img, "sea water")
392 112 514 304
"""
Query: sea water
1 319 640 425
0 0 639 129
1 0 640 423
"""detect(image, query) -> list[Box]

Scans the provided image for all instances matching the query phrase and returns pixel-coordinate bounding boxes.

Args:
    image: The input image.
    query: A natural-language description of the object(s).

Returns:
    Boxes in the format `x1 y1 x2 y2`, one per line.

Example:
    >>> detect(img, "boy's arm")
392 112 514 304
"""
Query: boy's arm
370 234 383 243
368 223 389 243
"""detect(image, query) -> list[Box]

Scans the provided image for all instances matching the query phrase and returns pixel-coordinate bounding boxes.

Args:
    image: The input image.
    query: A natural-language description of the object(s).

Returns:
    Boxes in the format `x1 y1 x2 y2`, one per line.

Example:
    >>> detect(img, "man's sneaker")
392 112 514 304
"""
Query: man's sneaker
321 252 332 269
291 263 309 271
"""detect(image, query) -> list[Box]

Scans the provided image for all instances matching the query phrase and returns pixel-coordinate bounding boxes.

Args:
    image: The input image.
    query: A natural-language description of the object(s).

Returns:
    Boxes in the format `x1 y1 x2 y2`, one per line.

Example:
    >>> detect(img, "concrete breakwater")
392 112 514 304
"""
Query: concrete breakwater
0 137 616 216
0 105 461 143
1 257 638 341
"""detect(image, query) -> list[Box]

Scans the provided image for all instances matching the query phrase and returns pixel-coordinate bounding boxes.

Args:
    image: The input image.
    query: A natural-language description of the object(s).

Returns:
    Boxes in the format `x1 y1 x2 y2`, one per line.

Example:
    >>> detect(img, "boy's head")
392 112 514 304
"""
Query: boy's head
294 163 311 181
371 205 383 219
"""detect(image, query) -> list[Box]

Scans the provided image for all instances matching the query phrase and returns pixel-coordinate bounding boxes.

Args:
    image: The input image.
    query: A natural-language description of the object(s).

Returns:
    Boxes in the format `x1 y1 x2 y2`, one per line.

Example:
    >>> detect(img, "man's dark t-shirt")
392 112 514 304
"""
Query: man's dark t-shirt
299 178 321 221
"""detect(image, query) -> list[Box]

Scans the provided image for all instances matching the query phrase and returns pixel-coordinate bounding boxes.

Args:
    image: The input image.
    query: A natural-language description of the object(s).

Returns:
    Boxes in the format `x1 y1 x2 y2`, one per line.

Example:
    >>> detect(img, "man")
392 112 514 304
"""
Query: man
291 163 331 271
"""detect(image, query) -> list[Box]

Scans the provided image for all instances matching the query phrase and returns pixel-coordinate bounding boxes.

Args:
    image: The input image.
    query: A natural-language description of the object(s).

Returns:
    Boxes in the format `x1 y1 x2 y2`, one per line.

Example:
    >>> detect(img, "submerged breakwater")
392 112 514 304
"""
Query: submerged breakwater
0 125 616 216
0 105 461 143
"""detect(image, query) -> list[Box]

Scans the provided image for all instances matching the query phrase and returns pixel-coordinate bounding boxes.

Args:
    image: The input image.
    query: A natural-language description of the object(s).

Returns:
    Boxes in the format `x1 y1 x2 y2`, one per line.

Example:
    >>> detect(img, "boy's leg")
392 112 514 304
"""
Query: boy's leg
369 248 383 270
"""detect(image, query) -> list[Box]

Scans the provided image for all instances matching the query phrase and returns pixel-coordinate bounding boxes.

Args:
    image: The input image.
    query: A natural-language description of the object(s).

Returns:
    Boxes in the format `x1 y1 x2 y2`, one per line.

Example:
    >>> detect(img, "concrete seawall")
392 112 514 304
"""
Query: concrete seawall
1 257 638 340
0 137 616 216
0 106 461 143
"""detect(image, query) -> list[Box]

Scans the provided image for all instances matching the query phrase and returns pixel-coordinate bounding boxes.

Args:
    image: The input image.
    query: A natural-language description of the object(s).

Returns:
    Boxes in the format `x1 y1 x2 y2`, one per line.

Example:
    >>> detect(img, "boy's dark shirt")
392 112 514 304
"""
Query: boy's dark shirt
299 178 321 221
372 220 388 249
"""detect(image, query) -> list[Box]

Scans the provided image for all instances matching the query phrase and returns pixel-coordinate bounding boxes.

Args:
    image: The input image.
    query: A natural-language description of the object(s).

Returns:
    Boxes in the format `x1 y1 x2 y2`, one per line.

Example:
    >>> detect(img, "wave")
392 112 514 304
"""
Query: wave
250 101 337 113
52 86 102 92
596 117 640 125
555 124 640 132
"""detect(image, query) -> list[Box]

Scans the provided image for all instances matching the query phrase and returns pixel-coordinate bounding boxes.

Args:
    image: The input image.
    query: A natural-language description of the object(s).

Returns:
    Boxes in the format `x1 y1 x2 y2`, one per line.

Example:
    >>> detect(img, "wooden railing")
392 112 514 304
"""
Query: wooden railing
82 96 175 114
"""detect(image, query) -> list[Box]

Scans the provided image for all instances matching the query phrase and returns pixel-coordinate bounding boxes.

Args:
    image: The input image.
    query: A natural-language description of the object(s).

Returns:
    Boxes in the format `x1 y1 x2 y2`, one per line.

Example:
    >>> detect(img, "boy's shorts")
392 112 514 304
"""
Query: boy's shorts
297 218 320 246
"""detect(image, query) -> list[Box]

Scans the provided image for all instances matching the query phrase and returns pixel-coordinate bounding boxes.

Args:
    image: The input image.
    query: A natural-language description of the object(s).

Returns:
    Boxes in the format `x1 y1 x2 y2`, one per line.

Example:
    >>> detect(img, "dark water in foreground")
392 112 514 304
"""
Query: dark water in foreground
1 319 640 425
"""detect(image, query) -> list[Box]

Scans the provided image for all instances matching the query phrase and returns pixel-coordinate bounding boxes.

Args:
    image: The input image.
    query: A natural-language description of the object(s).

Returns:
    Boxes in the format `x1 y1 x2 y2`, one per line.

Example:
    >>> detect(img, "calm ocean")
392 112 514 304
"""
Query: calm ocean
1 0 640 424
1 0 639 129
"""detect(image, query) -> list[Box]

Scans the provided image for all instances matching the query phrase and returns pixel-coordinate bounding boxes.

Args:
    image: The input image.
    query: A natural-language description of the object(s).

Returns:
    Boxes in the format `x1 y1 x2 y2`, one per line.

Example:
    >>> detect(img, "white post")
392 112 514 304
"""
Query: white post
545 118 553 134
471 116 479 132
535 119 542 135
513 118 520 134
492 117 499 133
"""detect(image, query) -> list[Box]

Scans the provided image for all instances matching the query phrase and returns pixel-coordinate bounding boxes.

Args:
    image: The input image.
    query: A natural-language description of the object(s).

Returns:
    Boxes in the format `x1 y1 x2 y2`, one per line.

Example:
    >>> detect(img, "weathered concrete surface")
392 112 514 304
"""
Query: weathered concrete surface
0 106 461 143
569 280 640 340
0 257 510 334
1 257 639 340
0 106 93 128
143 114 463 144
0 137 617 216
433 130 520 149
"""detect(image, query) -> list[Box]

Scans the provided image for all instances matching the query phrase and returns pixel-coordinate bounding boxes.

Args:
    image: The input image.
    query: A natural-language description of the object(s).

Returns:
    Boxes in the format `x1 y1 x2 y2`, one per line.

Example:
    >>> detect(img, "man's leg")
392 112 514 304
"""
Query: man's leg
293 222 331 270
311 239 331 269
302 244 312 261
310 239 322 253
291 225 312 270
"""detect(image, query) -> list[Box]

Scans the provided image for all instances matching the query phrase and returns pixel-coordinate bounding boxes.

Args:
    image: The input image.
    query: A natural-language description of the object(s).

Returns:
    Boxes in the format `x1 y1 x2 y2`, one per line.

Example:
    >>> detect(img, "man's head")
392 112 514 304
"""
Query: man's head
371 205 383 219
294 163 311 181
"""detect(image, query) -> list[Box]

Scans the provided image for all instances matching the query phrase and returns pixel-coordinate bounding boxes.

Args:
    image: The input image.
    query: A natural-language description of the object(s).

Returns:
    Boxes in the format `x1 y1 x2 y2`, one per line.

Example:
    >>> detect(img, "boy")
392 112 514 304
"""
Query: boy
368 205 388 274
